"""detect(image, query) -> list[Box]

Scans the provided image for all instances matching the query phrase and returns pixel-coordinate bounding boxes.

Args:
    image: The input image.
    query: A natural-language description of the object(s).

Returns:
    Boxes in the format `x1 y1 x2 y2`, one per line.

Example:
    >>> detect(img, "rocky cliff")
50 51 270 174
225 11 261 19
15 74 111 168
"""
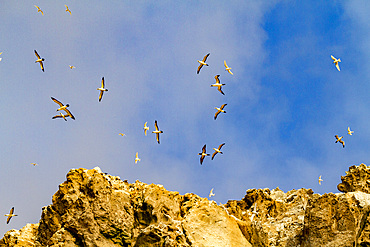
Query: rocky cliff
1 164 370 247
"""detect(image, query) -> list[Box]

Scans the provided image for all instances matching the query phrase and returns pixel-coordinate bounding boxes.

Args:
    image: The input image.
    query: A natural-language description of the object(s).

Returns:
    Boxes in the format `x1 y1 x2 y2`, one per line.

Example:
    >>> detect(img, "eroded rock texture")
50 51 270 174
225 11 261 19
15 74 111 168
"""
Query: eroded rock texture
2 163 370 246
0 167 251 247
337 163 370 193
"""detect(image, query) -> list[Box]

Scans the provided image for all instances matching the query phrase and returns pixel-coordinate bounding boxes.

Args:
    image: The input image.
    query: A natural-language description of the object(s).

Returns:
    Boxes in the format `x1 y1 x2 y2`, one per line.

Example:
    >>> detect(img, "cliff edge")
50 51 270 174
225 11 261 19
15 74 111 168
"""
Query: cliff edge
1 164 370 246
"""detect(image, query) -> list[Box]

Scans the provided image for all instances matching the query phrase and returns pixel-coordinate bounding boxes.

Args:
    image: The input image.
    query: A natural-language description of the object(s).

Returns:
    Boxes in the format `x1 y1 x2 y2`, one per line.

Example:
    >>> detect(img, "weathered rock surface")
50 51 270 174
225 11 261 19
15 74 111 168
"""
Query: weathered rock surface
2 163 370 246
1 167 251 247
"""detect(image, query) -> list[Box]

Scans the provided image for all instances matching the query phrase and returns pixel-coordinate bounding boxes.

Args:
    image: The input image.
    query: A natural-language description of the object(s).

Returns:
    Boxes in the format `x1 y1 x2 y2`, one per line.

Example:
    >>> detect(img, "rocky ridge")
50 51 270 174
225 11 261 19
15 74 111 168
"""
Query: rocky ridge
1 163 370 246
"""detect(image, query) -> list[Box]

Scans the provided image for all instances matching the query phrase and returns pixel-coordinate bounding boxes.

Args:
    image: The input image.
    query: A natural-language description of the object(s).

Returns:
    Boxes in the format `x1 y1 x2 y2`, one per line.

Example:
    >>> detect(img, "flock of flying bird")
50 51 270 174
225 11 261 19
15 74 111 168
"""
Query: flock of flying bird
3 5 235 223
1 5 356 225
196 53 232 166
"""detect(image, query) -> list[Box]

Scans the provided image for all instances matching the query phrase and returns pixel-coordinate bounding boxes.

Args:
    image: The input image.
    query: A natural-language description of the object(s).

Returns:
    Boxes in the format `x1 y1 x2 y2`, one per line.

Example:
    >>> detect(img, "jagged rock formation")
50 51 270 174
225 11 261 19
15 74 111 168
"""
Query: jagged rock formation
337 163 370 193
1 163 370 246
1 167 251 247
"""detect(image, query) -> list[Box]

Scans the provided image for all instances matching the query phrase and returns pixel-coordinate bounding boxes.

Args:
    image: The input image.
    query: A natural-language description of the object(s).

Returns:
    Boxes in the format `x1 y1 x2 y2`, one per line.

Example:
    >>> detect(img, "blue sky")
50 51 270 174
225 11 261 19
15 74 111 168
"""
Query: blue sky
1 1 369 236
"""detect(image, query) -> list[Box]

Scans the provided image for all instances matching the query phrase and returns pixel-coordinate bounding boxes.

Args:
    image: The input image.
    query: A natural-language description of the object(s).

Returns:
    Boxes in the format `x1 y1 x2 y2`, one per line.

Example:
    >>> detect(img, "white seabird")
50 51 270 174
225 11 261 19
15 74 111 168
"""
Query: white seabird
143 122 149 136
152 120 163 144
209 188 215 197
135 152 141 164
197 53 210 74
211 143 225 160
210 75 225 95
4 207 17 224
318 175 323 185
97 77 108 102
214 104 227 120
65 5 72 15
34 5 44 15
198 144 210 165
347 127 354 136
34 50 45 72
51 97 75 120
331 55 341 71
224 60 233 75
335 135 345 148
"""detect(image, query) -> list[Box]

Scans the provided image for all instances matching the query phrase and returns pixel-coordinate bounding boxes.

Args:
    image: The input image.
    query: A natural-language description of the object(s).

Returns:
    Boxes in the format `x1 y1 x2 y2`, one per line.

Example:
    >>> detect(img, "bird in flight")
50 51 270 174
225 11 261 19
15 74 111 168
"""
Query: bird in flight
4 207 18 224
347 127 354 135
51 97 75 120
212 143 225 160
34 5 44 15
318 175 323 185
118 133 126 136
198 144 210 165
335 135 345 148
143 122 149 136
97 77 108 102
65 5 71 15
52 112 70 121
135 152 141 164
152 120 163 144
69 65 75 69
197 53 210 74
224 60 233 75
214 104 227 120
209 188 215 197
210 75 225 95
34 50 45 72
331 55 341 71
31 163 38 166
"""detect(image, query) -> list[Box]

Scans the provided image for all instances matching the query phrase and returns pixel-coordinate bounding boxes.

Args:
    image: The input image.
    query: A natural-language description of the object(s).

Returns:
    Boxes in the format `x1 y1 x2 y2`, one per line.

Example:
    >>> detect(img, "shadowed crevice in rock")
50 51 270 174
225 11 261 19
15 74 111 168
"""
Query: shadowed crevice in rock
2 163 370 246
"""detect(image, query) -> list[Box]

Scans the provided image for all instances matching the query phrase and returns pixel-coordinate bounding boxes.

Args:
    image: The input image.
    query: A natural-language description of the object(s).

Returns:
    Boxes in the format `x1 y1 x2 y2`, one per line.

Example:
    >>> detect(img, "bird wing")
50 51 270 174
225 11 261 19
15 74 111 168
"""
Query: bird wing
101 77 105 88
99 91 104 102
154 120 159 131
34 50 41 59
9 207 14 215
211 151 217 160
200 155 204 165
331 55 336 61
52 115 62 119
39 61 44 72
335 63 340 71
202 144 207 153
339 139 345 146
7 215 12 224
218 87 225 95
224 60 228 68
209 188 214 196
51 97 64 107
215 75 220 83
34 5 40 10
136 152 138 158
63 108 75 120
220 104 227 110
218 143 225 150
203 53 210 62
197 64 203 74
156 133 160 144
214 110 220 120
